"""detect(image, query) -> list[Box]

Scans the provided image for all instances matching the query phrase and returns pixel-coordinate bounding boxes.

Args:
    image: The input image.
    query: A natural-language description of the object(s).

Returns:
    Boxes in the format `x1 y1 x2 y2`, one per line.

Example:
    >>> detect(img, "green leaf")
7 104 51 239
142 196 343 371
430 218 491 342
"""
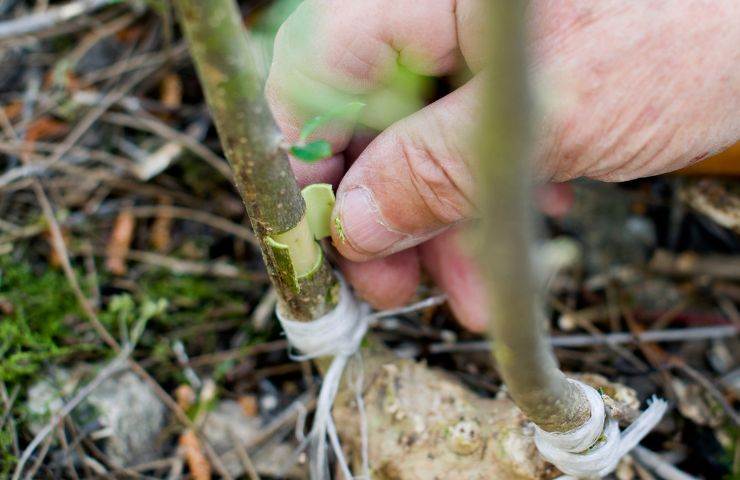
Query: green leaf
299 101 366 142
301 183 335 240
290 140 332 163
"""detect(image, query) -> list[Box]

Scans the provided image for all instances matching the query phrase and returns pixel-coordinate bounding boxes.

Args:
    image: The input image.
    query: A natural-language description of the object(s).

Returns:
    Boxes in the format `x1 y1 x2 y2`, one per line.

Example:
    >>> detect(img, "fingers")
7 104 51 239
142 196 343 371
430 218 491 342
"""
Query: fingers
338 249 420 309
266 0 485 186
419 227 488 333
330 75 481 261
530 0 740 182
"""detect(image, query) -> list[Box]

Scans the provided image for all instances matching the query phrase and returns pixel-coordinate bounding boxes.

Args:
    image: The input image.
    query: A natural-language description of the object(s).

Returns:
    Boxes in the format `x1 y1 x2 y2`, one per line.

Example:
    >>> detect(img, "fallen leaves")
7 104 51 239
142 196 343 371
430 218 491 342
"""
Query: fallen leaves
105 208 136 275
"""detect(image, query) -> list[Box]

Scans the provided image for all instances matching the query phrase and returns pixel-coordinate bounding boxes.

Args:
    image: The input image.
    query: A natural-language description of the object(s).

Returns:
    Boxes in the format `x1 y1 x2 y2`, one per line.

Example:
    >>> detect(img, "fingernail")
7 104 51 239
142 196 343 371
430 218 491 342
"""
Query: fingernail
338 187 406 255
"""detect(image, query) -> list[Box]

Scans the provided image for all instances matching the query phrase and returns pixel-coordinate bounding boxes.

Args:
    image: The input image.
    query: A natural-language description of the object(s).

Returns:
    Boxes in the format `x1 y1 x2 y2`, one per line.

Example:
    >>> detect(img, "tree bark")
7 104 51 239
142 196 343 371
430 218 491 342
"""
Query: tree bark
174 0 336 321
478 1 590 432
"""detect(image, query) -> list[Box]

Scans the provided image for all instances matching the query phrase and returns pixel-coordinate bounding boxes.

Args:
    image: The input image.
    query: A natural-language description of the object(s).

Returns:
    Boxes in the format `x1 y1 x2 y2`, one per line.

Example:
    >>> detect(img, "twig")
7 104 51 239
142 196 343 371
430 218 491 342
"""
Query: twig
229 392 316 457
428 325 739 353
101 111 232 180
32 179 119 347
0 383 19 432
0 140 138 175
78 43 189 87
24 64 158 178
11 88 234 480
172 340 202 389
669 359 740 427
128 205 257 245
551 296 649 372
124 250 256 279
650 249 740 280
22 433 55 480
250 287 277 331
632 446 699 480
56 420 80 480
188 340 288 368
0 0 118 41
27 175 234 479
228 428 261 480
0 381 20 457
12 345 132 480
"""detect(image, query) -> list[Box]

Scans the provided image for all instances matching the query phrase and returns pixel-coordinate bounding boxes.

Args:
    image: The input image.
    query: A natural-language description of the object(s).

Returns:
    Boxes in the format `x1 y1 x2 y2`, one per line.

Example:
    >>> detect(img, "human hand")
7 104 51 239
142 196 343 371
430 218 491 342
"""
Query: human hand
266 0 739 331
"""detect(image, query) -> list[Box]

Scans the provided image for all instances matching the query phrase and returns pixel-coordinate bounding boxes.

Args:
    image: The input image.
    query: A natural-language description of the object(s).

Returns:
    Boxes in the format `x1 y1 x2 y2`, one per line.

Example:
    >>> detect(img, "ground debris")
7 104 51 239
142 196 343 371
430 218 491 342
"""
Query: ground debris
680 178 740 234
27 367 167 468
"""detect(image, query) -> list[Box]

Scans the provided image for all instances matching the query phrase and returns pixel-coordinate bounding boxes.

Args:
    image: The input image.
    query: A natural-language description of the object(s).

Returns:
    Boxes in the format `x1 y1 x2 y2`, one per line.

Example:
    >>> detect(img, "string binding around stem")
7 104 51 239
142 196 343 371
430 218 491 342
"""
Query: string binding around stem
276 273 446 480
534 379 668 479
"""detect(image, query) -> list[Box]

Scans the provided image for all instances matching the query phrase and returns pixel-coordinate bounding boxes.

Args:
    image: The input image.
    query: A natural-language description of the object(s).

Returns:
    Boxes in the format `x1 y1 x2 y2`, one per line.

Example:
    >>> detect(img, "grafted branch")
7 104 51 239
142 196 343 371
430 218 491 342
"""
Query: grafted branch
174 0 336 321
478 2 590 432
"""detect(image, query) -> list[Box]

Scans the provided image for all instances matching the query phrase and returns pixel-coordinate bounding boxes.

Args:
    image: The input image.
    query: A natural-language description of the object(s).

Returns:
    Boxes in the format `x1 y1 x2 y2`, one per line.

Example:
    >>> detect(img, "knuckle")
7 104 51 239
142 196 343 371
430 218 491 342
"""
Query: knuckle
397 134 474 225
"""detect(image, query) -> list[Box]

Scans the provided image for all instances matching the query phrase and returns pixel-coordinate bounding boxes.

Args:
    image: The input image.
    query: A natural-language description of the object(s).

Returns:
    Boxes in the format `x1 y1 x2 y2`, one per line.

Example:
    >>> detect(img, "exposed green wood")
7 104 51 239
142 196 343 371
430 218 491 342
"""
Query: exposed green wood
302 183 336 240
174 0 336 321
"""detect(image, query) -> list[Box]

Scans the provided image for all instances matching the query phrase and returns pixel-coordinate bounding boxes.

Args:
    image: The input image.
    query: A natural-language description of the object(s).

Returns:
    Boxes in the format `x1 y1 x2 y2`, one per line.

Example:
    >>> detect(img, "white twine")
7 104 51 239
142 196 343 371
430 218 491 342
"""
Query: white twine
276 274 446 480
534 379 668 479
277 275 370 480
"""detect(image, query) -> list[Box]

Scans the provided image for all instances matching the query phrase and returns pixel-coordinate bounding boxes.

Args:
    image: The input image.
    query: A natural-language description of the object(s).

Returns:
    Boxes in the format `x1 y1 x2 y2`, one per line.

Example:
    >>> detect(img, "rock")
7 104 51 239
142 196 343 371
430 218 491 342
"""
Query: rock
202 400 305 479
27 367 167 468
85 371 167 467
333 342 552 480
672 378 725 427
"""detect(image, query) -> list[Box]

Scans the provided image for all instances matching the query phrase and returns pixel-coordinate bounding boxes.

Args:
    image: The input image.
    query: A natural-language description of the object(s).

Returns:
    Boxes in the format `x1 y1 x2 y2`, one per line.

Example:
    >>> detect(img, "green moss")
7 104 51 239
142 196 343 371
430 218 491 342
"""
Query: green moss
137 270 246 311
0 250 264 469
0 254 88 471
0 255 81 385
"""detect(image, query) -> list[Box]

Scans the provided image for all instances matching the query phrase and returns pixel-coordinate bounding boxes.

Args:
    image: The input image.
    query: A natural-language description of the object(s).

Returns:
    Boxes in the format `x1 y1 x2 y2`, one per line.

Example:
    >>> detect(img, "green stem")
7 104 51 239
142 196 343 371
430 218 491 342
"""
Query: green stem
478 2 590 432
174 0 336 321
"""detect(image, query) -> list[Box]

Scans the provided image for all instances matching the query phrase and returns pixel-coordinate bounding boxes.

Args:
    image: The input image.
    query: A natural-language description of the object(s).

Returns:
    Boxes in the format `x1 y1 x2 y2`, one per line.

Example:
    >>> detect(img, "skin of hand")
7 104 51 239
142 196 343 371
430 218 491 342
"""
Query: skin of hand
266 0 740 332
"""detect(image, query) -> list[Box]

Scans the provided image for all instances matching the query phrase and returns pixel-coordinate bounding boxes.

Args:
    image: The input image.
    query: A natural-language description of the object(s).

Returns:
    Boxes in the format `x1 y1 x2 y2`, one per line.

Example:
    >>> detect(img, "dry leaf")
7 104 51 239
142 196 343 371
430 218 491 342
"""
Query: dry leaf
160 73 183 109
151 197 173 252
238 394 259 417
2 101 22 121
44 227 69 269
179 429 212 480
175 384 196 411
23 116 68 159
105 209 136 276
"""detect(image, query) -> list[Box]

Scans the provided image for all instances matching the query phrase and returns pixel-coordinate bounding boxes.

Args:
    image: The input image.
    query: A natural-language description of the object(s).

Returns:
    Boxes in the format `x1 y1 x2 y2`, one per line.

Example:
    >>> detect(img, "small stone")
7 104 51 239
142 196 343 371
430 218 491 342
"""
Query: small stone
440 330 457 344
85 371 167 467
260 393 278 412
203 400 304 478
27 367 167 468
447 420 482 456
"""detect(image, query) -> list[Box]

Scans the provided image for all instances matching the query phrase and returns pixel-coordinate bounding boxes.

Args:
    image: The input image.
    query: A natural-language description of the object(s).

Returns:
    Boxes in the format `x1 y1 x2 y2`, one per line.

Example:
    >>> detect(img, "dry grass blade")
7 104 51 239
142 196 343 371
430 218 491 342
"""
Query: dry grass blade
0 0 119 41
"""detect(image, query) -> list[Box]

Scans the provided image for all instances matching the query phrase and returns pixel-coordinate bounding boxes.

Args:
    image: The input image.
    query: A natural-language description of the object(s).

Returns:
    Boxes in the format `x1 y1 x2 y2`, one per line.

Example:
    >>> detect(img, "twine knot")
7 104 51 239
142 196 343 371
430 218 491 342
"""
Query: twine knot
277 275 371 480
534 379 667 479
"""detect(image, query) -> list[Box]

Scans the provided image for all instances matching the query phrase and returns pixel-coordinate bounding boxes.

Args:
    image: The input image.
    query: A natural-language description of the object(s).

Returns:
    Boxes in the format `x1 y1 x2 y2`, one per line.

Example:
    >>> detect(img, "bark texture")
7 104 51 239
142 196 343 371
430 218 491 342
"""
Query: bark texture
175 0 336 321
478 2 590 432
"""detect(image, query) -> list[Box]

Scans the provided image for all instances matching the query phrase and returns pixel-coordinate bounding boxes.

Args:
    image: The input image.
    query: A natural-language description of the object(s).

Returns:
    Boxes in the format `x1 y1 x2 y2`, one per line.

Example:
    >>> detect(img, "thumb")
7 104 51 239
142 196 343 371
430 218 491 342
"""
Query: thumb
331 76 481 261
